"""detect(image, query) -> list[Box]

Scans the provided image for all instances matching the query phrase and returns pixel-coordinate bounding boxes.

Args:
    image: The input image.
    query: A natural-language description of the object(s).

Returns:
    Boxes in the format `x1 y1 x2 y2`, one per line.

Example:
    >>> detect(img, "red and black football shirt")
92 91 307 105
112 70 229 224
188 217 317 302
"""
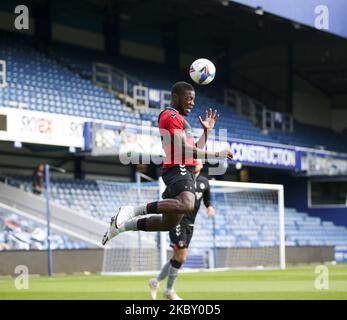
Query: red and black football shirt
158 107 197 168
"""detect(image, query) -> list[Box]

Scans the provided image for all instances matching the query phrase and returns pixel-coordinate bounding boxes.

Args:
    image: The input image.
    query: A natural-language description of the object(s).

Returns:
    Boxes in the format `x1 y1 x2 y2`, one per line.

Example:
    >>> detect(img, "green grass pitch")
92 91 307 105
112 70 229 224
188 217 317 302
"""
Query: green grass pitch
0 264 346 300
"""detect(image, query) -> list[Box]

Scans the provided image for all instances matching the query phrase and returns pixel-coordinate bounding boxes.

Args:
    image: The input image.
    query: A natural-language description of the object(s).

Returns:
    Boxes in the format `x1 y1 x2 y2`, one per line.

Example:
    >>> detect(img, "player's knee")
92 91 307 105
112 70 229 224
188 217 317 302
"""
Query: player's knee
176 254 187 264
174 248 188 264
183 202 195 215
176 193 195 215
177 200 194 215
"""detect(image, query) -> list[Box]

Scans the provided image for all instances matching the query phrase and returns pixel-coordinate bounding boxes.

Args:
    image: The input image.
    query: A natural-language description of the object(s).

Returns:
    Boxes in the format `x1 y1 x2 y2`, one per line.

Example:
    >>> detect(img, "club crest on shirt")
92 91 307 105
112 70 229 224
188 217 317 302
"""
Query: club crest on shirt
196 191 203 200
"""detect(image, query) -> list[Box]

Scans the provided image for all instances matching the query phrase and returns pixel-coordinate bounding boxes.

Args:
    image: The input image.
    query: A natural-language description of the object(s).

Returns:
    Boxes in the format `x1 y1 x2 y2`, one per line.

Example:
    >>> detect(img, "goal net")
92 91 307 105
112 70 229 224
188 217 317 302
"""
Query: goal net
101 179 285 275
101 179 165 274
193 180 285 270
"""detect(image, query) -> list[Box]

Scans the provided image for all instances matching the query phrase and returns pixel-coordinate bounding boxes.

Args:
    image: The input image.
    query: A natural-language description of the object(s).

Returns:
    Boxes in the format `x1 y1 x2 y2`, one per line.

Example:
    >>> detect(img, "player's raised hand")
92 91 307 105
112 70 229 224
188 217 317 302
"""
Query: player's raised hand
198 108 219 131
216 149 233 160
207 206 215 219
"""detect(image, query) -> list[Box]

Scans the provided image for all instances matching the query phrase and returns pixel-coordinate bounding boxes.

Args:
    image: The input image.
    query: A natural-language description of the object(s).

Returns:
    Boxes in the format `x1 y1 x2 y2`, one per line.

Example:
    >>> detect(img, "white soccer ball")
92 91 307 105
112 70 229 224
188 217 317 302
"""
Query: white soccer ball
189 58 216 85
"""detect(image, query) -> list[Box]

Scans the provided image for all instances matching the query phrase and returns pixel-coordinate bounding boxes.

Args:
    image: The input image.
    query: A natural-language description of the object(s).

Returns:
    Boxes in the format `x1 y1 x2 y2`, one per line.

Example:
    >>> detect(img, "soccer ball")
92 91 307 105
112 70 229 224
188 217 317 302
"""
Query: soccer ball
189 58 216 85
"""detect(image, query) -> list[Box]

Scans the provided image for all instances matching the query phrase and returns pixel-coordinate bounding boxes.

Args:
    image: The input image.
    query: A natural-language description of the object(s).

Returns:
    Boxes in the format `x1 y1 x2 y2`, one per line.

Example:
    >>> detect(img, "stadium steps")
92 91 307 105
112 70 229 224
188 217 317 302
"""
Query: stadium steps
0 182 154 249
0 181 103 247
0 203 89 250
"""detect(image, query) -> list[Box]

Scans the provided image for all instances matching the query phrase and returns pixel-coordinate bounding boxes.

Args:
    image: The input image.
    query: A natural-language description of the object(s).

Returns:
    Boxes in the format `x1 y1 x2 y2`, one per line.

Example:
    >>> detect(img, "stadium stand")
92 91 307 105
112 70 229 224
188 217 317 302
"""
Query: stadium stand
1 32 346 152
0 204 89 250
269 122 347 152
0 32 142 125
0 32 346 265
5 176 347 263
91 56 347 153
55 44 347 153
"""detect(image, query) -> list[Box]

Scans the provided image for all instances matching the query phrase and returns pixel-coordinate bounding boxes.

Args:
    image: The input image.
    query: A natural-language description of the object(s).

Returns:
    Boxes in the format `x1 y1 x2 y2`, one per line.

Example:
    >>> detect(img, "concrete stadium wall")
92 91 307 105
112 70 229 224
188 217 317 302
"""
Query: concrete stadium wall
51 23 104 51
293 75 332 129
215 246 335 268
231 45 290 114
0 246 335 275
285 246 335 265
331 95 347 132
119 40 165 64
0 249 104 276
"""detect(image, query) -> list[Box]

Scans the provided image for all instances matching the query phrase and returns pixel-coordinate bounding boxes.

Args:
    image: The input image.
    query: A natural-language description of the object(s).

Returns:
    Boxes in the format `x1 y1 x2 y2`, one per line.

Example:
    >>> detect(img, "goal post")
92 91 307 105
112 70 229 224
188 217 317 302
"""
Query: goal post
101 179 286 275
207 180 285 270
159 177 168 268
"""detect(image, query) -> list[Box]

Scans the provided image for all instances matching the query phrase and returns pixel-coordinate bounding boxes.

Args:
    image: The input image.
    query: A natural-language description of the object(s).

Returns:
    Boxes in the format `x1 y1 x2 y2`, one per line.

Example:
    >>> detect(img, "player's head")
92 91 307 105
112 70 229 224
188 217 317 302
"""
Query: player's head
195 159 203 174
171 81 195 116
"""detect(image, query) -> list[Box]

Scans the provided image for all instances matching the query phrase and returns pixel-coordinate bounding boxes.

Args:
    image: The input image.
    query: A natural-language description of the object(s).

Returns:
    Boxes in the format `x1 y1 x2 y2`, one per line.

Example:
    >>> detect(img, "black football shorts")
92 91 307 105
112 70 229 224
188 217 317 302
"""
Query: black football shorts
169 223 194 250
161 165 195 198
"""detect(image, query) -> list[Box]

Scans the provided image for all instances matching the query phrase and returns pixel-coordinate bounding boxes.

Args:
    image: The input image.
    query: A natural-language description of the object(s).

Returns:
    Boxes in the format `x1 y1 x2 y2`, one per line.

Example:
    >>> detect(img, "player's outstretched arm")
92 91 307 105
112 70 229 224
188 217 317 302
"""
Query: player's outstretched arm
174 133 233 160
196 108 219 149
203 179 215 218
